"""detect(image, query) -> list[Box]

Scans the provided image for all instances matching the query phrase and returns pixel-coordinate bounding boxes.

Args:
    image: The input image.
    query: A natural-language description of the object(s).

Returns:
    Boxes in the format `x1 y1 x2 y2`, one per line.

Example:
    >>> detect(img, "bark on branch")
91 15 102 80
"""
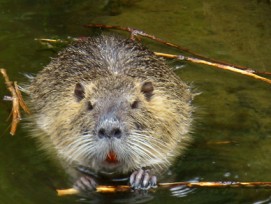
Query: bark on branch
57 181 271 196
1 69 30 135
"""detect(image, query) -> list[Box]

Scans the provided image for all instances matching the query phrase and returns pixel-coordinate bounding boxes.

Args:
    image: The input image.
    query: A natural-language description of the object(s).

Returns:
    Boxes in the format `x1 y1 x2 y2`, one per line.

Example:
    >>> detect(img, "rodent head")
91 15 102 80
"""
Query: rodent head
74 75 154 142
54 75 189 174
28 36 192 176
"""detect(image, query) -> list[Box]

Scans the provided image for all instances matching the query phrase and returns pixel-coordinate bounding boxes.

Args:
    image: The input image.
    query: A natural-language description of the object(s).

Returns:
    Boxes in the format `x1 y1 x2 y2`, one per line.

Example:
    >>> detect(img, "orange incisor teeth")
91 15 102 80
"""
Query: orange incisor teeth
106 151 118 163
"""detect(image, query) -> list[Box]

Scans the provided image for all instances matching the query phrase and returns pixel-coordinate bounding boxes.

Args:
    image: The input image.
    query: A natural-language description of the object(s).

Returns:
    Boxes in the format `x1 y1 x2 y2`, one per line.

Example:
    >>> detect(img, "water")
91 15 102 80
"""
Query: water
0 0 271 203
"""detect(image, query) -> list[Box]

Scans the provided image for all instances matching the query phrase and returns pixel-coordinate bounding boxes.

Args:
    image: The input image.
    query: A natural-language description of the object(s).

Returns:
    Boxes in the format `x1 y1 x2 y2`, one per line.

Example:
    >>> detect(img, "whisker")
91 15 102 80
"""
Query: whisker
57 134 97 163
127 131 172 170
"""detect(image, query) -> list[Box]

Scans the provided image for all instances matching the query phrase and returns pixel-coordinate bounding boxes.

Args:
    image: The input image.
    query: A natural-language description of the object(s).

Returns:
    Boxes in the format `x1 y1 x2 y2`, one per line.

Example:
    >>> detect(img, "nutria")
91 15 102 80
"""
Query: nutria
26 35 193 191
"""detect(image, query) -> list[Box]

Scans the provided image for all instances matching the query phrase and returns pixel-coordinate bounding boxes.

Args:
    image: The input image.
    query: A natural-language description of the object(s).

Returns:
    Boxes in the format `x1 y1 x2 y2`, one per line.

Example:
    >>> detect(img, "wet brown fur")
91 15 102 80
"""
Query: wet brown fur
26 35 193 177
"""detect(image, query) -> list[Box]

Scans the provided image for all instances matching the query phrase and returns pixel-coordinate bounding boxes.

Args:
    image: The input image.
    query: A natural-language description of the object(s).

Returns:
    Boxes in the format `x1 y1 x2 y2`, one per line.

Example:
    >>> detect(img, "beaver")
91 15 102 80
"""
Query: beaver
26 35 193 191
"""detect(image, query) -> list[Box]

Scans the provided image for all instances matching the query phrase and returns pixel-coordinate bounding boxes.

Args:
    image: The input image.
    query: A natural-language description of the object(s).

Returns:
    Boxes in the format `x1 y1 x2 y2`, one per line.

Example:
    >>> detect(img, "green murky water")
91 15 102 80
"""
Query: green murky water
0 0 271 203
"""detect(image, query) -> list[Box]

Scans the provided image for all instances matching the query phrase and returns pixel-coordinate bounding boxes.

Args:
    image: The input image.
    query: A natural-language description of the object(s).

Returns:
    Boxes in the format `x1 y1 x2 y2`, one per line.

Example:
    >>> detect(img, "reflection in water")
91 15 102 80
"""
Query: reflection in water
169 177 198 198
75 191 154 204
253 196 271 204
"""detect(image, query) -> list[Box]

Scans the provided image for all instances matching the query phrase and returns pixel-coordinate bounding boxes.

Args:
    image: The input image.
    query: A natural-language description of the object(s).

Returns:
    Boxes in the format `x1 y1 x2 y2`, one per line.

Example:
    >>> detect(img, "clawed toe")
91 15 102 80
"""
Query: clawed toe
73 175 97 192
129 169 157 190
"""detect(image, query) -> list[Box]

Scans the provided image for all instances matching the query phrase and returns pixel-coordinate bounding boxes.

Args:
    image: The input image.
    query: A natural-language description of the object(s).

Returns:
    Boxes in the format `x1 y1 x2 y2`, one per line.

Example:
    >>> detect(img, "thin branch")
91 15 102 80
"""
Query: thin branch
35 34 271 85
57 188 80 196
57 185 131 196
57 181 271 196
14 82 31 114
84 24 271 76
158 181 271 188
1 69 30 135
34 38 67 44
1 69 20 135
154 52 271 85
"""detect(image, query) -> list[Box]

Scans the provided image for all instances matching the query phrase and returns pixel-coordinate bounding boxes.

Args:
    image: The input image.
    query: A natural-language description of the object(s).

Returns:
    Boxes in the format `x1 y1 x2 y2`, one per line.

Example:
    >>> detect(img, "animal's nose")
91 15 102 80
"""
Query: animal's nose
98 127 122 139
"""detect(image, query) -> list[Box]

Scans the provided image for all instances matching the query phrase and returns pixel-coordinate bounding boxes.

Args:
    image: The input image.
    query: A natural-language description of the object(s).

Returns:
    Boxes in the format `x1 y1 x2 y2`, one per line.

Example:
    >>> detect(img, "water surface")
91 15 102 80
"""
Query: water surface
0 0 271 203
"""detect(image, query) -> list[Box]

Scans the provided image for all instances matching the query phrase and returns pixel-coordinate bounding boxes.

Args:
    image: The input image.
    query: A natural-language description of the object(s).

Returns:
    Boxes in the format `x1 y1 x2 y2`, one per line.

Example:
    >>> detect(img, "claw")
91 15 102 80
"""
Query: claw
129 170 138 187
142 171 150 188
73 175 97 192
129 169 157 190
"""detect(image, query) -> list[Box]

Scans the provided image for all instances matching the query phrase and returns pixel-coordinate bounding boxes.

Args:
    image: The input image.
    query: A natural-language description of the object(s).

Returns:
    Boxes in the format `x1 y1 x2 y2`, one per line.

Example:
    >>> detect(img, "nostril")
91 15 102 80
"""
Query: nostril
98 127 122 139
98 128 106 138
111 128 122 138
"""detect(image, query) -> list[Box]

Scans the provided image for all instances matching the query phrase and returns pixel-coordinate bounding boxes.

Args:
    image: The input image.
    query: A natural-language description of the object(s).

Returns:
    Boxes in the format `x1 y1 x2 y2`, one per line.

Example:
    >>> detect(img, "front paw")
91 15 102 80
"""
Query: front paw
129 169 157 190
73 175 97 192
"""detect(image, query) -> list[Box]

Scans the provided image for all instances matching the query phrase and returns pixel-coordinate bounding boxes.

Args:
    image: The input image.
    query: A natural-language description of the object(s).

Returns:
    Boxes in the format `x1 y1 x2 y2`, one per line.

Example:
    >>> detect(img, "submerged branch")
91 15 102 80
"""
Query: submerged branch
57 185 131 196
57 181 271 196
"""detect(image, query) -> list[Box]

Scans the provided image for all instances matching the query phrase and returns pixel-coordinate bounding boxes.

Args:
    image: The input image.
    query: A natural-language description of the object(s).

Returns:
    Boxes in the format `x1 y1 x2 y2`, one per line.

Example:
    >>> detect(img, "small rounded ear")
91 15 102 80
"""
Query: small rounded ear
141 81 154 101
74 82 85 102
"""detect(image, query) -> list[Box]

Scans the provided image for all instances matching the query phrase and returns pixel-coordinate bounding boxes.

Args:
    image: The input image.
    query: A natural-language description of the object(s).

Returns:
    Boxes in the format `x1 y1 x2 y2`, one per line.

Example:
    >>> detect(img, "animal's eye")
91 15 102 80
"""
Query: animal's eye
74 82 85 102
87 101 94 111
131 100 139 109
141 81 154 101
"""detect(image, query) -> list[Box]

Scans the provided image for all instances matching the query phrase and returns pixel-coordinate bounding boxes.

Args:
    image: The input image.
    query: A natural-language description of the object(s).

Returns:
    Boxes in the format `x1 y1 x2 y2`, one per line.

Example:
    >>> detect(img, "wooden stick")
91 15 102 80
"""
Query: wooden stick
56 181 271 196
158 181 271 188
34 38 67 43
57 185 130 196
57 188 80 196
1 69 20 135
35 35 271 85
85 24 271 76
154 52 271 85
14 82 31 114
1 69 31 135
